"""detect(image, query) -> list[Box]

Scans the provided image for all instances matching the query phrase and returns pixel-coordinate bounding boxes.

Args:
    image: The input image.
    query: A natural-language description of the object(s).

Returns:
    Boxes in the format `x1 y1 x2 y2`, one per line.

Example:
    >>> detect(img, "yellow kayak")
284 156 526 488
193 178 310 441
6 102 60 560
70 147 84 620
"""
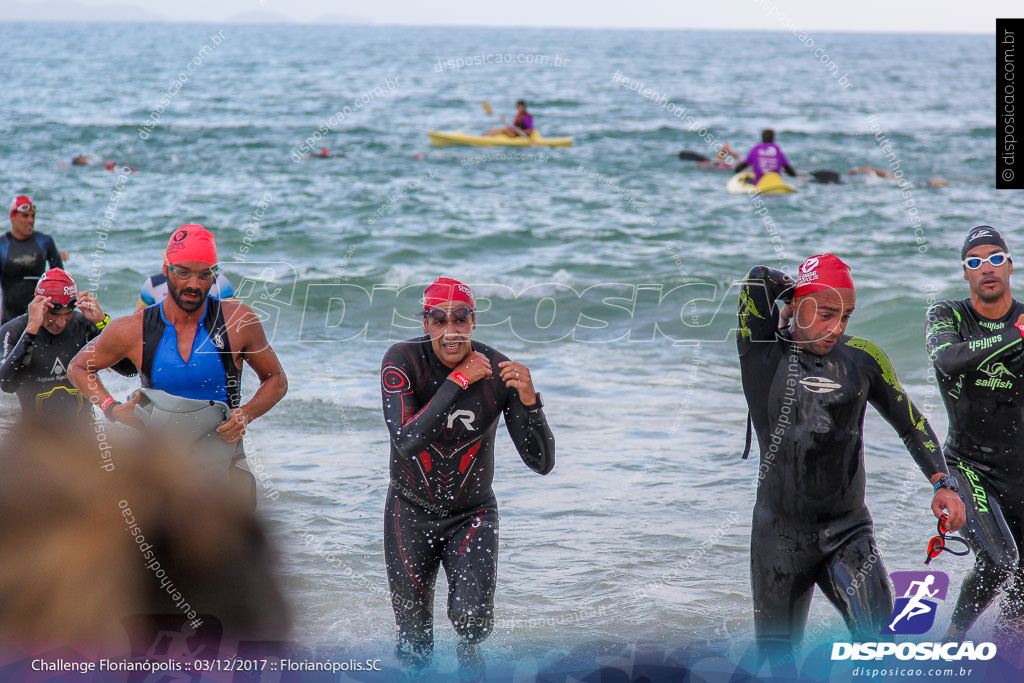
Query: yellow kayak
427 130 574 147
726 171 796 195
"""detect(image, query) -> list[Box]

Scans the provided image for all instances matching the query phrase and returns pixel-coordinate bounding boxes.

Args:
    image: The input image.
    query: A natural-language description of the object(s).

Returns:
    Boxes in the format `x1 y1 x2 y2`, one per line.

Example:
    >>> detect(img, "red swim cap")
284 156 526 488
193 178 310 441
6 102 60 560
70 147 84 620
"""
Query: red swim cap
165 224 217 266
794 253 854 297
9 194 33 218
35 268 77 305
423 277 475 311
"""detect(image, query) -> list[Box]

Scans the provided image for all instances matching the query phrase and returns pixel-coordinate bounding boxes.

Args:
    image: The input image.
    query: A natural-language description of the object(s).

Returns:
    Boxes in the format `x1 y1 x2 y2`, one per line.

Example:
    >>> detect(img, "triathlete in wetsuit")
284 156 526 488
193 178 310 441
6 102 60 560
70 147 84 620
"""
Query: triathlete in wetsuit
69 225 287 508
737 254 963 665
0 268 130 422
1 195 63 324
926 226 1024 642
380 277 554 671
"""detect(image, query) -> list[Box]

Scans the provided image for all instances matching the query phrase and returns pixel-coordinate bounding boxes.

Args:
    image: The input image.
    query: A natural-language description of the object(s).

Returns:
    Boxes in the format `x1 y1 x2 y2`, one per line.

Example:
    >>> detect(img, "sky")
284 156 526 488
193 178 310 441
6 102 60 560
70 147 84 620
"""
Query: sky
1 0 1019 32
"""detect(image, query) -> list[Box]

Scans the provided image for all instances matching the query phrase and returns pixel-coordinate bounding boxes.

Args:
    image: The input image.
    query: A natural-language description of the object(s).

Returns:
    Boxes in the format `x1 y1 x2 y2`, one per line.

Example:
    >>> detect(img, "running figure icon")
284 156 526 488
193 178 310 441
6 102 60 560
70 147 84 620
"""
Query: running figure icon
889 575 939 631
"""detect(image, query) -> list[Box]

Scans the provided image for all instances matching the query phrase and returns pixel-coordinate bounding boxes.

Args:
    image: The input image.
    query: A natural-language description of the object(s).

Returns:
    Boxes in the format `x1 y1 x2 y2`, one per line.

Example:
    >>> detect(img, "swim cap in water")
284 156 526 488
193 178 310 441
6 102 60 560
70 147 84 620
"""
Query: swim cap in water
9 194 33 217
35 268 77 305
961 225 1009 260
165 224 217 266
423 277 475 311
794 253 854 297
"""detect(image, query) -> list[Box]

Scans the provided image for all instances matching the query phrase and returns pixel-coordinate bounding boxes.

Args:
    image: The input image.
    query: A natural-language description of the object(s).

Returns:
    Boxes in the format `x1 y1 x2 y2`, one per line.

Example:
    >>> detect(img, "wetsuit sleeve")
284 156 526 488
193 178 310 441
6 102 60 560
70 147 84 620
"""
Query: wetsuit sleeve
110 357 139 377
45 236 63 269
0 324 33 393
503 396 555 475
853 338 947 479
381 346 461 459
926 301 1024 376
737 265 796 355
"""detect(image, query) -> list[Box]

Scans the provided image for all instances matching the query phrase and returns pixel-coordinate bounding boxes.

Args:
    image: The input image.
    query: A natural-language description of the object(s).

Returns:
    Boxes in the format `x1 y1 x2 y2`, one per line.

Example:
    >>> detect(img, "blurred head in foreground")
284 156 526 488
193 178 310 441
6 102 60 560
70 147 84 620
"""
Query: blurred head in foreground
0 421 289 656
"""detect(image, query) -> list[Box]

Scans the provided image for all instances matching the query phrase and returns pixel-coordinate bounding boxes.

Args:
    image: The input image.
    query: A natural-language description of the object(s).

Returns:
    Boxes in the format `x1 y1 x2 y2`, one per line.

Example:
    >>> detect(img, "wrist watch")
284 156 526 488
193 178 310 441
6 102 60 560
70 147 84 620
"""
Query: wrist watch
934 475 959 493
522 392 544 412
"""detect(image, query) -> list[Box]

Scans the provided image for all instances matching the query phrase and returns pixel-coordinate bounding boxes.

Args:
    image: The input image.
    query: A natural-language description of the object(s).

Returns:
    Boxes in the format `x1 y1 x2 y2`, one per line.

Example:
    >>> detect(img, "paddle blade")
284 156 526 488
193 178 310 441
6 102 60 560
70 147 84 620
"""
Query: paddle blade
678 150 709 162
482 100 494 115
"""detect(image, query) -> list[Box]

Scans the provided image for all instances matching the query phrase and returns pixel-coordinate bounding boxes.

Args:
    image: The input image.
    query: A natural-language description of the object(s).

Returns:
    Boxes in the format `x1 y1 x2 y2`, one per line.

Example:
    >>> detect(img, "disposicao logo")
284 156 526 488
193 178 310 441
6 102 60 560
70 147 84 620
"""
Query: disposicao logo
831 571 997 663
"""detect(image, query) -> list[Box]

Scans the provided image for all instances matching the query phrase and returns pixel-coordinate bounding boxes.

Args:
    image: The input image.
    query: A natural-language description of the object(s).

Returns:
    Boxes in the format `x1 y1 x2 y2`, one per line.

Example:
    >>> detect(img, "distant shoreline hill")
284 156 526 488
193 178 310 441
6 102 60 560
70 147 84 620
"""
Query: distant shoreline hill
1 0 370 25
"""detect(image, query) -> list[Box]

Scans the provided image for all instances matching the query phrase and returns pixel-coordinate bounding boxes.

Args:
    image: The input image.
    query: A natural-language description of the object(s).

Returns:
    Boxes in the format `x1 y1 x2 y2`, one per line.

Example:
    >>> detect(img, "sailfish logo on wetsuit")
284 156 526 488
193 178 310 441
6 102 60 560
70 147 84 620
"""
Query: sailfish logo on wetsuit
881 571 949 634
976 361 1015 390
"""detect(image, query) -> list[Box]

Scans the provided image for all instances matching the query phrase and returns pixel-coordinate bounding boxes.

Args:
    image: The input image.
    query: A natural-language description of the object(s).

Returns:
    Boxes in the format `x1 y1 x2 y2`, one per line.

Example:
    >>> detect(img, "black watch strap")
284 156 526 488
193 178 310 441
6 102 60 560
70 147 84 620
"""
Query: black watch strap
523 392 544 412
104 399 122 420
934 475 959 493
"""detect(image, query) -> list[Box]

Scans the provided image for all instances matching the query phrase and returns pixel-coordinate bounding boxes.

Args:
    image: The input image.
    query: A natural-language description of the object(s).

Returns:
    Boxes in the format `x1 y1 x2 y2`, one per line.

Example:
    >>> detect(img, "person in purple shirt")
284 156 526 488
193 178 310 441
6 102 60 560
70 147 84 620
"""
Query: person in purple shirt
485 100 534 138
734 129 797 183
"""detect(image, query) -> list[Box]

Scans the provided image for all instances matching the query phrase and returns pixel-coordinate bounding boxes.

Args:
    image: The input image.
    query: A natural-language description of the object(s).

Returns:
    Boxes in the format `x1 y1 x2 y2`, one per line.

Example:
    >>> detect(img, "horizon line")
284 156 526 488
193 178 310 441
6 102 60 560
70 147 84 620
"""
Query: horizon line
0 19 997 36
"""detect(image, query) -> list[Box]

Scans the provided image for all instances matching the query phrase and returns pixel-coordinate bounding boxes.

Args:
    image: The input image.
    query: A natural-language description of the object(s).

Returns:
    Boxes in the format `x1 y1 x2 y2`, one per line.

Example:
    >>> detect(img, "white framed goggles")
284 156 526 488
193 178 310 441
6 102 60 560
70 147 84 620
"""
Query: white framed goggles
963 252 1010 270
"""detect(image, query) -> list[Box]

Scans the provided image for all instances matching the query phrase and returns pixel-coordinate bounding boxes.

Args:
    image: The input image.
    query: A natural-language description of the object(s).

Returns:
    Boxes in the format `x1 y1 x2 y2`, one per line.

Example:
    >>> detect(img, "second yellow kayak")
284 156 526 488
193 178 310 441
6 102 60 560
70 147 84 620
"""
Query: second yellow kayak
726 171 796 195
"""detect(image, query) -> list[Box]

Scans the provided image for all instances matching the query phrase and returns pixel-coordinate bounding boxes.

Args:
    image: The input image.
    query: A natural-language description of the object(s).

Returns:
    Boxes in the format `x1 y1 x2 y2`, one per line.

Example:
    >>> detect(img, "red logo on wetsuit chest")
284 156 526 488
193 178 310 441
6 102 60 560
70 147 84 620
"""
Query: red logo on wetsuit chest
459 441 481 473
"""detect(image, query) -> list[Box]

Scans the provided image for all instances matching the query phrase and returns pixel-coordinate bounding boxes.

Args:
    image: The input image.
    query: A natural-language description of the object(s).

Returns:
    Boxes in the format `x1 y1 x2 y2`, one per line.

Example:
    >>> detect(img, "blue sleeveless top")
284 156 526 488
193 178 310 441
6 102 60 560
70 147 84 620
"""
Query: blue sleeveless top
149 302 229 402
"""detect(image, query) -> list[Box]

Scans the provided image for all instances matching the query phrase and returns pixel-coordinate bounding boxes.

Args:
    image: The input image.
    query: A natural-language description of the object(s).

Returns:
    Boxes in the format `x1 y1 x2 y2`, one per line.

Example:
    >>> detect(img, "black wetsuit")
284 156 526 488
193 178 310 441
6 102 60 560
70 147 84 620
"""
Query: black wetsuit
0 312 134 422
380 335 554 662
0 231 63 325
927 298 1024 636
737 266 947 660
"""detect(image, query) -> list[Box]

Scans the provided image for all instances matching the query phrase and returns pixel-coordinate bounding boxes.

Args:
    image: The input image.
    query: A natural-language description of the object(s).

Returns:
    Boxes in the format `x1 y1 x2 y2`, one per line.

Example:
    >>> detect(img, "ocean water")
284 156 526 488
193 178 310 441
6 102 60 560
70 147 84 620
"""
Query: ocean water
0 22 1016 674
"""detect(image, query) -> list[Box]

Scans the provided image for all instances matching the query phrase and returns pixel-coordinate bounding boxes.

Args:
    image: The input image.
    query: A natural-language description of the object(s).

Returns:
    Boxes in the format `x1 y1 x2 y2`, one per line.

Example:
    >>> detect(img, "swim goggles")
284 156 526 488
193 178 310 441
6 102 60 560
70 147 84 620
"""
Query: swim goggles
963 252 1010 270
423 306 474 326
47 296 77 313
11 202 35 214
924 513 970 565
169 265 219 280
